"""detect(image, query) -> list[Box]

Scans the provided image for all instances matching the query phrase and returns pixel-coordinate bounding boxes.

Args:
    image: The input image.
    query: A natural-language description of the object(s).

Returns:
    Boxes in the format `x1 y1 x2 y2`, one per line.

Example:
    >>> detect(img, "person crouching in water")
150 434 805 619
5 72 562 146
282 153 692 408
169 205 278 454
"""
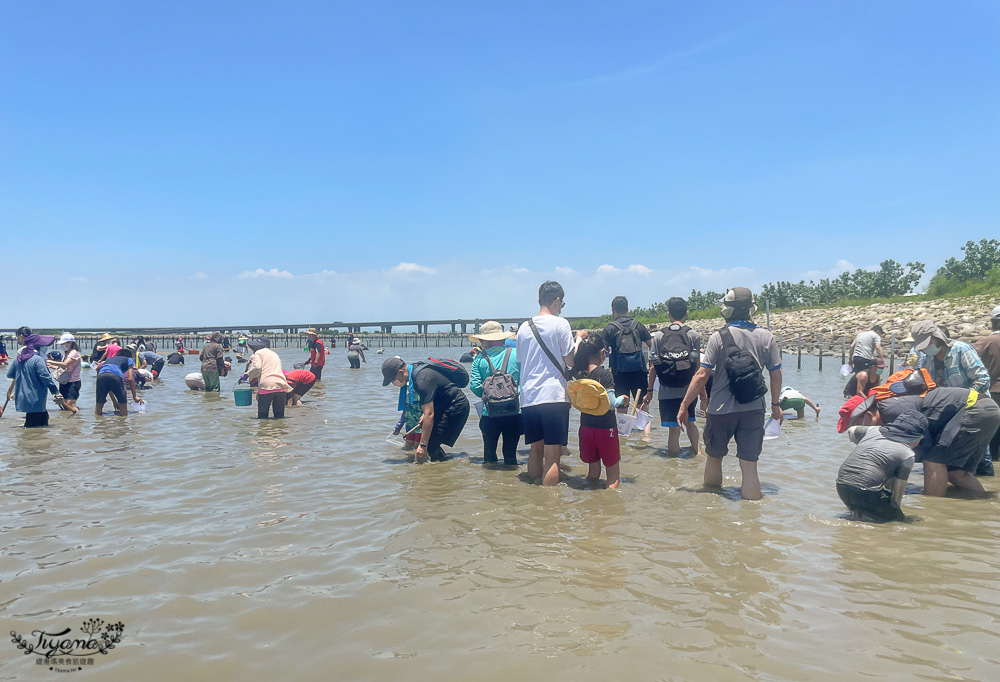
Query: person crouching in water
572 333 626 489
283 368 316 406
837 410 928 522
778 386 820 420
382 357 470 462
247 338 291 419
95 347 143 416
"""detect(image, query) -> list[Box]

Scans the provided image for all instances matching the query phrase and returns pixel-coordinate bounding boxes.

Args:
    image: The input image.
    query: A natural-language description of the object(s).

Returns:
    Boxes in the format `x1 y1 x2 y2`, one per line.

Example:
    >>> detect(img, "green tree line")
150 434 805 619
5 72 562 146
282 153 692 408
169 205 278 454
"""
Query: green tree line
571 238 999 330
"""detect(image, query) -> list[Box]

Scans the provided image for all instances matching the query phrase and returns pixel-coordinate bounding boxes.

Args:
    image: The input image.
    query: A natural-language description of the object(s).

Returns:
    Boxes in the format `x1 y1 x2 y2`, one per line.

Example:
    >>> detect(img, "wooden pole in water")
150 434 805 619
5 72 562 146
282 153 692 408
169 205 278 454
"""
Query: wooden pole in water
889 332 896 374
841 336 846 365
818 333 823 371
797 333 802 370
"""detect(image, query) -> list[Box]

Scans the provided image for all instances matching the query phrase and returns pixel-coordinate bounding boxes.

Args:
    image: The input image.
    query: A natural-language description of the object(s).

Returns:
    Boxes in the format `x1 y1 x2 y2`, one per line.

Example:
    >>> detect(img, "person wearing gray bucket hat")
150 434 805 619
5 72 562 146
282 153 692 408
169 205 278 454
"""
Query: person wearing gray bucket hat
836 410 927 522
911 319 993 475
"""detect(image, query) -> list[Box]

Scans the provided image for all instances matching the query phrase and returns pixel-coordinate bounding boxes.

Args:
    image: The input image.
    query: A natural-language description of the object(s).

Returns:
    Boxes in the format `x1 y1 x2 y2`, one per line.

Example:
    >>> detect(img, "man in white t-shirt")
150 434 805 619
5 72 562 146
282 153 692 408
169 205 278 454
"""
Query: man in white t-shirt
516 281 584 486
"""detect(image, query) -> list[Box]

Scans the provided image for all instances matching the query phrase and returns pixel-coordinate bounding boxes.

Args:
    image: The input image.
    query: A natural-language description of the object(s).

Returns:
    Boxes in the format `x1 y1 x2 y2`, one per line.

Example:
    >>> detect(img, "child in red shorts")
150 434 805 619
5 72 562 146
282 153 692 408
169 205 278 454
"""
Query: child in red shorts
572 334 626 488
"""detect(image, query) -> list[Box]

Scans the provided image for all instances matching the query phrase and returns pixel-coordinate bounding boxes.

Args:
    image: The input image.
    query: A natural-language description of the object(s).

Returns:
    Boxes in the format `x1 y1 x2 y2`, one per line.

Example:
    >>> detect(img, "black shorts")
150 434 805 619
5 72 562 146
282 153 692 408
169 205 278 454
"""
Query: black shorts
925 399 1000 472
836 483 904 522
24 411 49 428
59 380 81 401
522 402 571 446
613 371 649 402
151 359 165 376
852 357 874 373
95 373 127 405
704 409 765 462
312 365 324 381
659 397 696 427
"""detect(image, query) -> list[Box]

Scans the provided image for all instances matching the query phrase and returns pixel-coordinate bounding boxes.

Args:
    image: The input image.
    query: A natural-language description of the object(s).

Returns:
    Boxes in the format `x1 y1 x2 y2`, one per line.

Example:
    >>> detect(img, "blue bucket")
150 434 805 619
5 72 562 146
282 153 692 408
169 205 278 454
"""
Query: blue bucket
234 386 253 407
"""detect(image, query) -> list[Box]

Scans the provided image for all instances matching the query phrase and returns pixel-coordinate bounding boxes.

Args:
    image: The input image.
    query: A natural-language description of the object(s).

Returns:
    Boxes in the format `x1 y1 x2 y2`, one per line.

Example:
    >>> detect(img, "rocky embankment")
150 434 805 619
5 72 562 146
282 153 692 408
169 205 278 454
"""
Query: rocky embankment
649 294 998 357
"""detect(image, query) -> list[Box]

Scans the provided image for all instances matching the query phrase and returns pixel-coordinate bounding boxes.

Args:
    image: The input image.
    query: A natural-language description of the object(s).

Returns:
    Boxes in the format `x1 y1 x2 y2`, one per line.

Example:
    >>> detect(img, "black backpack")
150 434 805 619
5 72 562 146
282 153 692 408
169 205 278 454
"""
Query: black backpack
652 324 696 387
720 325 768 404
479 349 519 417
424 357 470 388
610 319 645 373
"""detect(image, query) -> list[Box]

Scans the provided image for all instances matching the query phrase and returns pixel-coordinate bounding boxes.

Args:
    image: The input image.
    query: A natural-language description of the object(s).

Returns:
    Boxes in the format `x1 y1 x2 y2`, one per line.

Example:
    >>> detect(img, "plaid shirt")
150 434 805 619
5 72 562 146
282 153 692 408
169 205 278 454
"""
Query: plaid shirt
917 340 991 393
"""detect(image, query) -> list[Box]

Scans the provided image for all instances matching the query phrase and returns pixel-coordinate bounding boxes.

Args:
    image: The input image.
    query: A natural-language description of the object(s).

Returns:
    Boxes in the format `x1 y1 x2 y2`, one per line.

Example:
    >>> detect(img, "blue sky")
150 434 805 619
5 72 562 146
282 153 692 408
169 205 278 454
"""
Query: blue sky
2 1 998 327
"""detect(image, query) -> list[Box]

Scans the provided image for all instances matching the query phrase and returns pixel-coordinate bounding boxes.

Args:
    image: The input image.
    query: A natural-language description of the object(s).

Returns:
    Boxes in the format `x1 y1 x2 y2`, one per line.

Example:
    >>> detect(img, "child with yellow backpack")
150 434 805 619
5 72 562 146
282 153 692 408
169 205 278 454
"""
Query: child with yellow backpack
568 333 628 488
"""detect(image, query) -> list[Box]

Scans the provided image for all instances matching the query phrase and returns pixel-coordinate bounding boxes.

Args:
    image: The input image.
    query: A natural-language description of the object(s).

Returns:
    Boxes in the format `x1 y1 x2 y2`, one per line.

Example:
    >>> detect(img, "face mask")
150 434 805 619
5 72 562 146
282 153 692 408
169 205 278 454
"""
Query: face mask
924 341 942 355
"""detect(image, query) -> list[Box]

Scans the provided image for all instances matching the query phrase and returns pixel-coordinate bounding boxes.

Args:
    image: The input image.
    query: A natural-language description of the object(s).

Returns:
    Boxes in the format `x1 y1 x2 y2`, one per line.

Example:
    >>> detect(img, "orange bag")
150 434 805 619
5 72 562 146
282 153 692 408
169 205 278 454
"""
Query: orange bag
870 368 936 402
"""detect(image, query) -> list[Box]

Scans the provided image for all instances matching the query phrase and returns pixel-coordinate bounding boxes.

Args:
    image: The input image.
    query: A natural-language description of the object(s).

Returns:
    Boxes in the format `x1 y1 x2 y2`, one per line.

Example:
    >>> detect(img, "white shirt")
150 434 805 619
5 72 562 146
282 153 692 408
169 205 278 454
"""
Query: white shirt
516 314 573 407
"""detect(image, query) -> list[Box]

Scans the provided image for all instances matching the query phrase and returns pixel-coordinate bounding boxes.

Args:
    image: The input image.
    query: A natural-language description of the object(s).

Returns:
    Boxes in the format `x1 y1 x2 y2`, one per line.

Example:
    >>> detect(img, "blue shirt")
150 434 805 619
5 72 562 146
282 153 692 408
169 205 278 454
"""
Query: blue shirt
6 354 59 413
98 356 134 379
139 351 162 364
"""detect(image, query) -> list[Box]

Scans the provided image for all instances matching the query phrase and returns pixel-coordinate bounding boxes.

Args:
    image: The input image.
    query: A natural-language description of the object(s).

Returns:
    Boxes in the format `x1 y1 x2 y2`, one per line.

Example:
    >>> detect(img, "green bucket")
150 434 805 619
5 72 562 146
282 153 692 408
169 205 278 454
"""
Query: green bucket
234 386 253 407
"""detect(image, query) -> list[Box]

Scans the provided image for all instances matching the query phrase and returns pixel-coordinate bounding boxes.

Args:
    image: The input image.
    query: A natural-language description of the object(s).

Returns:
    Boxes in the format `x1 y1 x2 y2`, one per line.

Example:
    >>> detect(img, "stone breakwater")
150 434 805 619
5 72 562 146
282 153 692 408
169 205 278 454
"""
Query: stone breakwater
647 294 999 357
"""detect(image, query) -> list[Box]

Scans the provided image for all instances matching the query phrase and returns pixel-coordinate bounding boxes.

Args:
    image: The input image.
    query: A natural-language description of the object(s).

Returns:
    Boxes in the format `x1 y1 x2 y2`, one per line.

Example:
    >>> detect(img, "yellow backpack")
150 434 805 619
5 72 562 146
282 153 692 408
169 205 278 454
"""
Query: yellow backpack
567 379 611 416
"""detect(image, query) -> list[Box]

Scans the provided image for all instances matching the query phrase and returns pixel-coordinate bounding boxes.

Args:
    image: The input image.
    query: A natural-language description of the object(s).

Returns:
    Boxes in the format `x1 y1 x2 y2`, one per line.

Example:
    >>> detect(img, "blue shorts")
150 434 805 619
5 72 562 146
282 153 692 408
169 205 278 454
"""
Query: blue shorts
660 397 695 428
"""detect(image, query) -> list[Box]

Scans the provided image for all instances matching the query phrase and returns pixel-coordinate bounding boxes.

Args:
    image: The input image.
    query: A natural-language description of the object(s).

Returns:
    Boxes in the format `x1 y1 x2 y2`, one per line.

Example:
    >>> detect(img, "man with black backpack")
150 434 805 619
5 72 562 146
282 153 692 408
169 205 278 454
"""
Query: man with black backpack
382 356 471 463
678 287 783 500
602 296 653 416
641 297 707 456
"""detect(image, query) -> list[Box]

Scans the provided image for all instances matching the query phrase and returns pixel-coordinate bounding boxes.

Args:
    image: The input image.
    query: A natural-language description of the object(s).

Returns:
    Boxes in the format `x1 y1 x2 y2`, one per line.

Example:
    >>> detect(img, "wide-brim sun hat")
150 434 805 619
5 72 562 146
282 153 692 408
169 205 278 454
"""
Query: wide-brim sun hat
58 333 75 344
307 328 319 336
469 320 514 344
97 333 115 343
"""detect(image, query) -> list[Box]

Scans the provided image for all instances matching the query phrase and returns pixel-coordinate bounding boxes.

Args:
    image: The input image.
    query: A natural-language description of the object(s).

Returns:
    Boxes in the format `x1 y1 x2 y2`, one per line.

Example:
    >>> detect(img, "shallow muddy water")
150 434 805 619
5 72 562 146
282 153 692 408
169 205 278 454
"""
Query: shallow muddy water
2 347 999 681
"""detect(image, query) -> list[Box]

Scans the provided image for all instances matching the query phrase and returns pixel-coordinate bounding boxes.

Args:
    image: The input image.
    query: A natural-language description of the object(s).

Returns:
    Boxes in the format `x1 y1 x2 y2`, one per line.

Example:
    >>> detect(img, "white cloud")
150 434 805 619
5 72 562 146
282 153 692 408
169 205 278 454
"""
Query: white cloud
188 272 209 280
513 267 529 274
389 262 436 275
627 264 652 275
596 264 620 274
237 268 294 280
555 266 576 275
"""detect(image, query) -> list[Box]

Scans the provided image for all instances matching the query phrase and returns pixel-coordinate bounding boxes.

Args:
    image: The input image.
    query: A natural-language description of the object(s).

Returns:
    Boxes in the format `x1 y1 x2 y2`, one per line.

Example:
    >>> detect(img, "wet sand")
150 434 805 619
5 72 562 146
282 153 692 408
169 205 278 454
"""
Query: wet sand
2 348 999 680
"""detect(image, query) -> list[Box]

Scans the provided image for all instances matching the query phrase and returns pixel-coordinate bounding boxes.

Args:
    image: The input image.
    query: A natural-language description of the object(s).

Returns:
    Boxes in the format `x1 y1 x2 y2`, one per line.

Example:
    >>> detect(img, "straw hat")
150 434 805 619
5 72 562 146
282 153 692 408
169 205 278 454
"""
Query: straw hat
469 320 513 344
97 333 115 343
307 328 319 336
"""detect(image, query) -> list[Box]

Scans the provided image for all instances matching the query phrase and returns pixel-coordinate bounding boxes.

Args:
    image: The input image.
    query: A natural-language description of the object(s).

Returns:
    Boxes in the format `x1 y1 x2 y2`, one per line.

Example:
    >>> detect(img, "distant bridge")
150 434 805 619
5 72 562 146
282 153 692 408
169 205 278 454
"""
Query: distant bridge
2 317 594 336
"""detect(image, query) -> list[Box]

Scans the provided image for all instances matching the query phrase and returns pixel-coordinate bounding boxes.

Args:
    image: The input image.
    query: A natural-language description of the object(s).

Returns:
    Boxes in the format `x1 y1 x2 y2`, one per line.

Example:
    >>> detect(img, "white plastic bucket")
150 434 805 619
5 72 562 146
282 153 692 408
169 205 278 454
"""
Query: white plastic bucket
634 409 652 431
763 417 781 440
130 401 147 414
616 412 636 438
840 363 853 377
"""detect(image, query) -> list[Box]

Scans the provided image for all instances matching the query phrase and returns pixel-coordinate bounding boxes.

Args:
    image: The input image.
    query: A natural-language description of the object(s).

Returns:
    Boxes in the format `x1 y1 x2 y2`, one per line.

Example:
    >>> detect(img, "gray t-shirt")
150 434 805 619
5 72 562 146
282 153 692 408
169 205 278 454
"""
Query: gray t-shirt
853 331 881 360
701 324 781 414
650 327 702 400
837 428 914 491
